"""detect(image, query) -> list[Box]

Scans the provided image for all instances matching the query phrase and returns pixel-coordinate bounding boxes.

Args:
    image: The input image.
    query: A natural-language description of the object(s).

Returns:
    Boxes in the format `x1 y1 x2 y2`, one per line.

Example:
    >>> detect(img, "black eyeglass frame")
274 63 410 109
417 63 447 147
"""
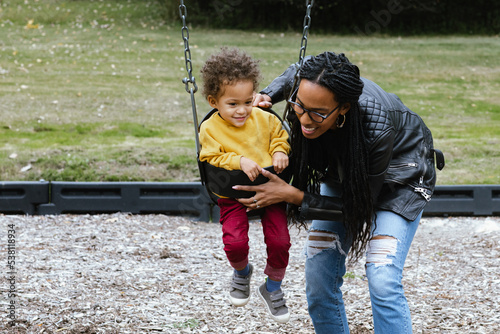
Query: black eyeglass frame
287 88 341 123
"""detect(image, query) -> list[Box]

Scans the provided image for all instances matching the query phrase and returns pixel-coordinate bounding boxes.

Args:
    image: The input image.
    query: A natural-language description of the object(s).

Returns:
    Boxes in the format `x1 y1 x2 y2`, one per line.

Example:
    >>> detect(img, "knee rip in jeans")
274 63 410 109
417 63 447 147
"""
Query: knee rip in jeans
306 229 345 259
366 235 398 267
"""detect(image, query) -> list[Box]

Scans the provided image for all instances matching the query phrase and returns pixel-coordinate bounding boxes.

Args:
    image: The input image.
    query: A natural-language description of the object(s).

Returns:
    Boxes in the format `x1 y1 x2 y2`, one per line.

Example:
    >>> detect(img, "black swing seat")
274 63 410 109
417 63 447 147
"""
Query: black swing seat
198 107 291 202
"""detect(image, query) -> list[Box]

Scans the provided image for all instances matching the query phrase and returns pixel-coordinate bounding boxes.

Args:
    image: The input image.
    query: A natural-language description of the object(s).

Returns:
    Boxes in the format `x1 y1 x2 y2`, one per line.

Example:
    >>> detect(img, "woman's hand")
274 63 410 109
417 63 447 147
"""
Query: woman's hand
253 93 272 109
234 168 304 211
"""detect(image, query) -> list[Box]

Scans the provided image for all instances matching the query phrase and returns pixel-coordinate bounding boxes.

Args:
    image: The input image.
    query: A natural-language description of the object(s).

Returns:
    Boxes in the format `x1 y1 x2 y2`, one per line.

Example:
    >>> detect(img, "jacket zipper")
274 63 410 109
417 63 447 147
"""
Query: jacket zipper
386 144 432 202
414 185 431 201
385 177 432 202
415 145 431 201
390 162 418 168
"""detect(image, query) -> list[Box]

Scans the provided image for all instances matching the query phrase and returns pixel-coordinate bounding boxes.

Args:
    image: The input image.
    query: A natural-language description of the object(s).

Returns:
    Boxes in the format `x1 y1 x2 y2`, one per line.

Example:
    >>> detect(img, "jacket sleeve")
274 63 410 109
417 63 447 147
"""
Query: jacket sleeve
367 127 395 202
298 192 344 221
260 56 313 104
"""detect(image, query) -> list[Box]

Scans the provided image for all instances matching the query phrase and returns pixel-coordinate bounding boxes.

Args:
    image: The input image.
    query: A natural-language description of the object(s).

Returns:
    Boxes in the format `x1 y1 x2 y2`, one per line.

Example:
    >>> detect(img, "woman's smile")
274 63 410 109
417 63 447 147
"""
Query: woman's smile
301 125 318 135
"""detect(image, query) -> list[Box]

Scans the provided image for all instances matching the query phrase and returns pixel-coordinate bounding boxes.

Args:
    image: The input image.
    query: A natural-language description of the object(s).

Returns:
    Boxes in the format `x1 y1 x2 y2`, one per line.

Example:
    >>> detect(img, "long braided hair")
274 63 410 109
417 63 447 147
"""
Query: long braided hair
286 52 374 261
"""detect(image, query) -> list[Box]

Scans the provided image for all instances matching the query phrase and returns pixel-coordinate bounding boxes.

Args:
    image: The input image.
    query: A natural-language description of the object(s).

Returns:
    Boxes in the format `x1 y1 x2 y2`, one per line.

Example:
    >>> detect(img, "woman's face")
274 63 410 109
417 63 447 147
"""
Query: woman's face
293 79 350 139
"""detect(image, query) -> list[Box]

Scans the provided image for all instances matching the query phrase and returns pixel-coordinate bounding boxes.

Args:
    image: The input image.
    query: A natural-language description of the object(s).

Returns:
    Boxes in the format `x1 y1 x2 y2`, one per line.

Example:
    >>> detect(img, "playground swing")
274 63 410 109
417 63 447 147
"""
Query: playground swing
179 1 315 204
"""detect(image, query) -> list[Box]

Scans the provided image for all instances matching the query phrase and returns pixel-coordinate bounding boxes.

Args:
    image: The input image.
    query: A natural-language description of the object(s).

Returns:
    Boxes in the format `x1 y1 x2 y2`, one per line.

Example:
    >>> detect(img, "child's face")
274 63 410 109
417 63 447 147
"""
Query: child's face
207 80 255 127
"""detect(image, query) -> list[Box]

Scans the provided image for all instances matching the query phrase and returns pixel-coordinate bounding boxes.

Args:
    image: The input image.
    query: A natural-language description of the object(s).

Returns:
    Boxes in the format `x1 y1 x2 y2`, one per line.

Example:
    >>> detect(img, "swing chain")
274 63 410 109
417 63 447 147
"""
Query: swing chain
298 0 314 67
179 1 198 94
179 0 201 153
285 0 314 122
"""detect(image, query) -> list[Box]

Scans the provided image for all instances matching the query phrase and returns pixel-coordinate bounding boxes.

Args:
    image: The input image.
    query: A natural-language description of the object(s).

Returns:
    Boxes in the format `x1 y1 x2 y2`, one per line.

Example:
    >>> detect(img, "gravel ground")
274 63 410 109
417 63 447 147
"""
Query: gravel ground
1 213 499 333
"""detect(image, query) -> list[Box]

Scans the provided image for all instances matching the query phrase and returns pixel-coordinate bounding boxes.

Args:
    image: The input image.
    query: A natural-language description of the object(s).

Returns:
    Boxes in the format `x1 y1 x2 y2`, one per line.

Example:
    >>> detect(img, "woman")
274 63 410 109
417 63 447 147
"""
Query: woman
233 52 444 333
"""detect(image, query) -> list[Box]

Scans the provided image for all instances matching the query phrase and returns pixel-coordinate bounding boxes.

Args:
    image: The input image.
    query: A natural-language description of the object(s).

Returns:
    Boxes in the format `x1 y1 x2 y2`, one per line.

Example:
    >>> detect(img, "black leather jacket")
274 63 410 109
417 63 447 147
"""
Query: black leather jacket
261 61 444 221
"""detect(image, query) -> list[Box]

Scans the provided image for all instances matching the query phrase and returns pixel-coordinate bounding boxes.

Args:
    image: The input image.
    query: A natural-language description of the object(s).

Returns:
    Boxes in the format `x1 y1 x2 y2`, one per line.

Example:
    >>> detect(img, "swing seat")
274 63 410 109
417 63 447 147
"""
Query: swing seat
198 108 291 203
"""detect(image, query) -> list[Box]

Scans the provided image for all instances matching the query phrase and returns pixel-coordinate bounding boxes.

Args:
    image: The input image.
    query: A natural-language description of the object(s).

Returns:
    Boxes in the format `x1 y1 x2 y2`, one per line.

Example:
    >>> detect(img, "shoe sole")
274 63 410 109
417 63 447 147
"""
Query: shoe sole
229 295 250 307
256 286 290 324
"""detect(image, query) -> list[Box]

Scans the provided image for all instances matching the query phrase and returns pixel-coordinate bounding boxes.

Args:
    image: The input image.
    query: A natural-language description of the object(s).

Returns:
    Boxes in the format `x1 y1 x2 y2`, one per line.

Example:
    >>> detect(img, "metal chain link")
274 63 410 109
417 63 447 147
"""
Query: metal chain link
179 1 198 93
298 0 314 67
284 0 314 122
179 0 200 153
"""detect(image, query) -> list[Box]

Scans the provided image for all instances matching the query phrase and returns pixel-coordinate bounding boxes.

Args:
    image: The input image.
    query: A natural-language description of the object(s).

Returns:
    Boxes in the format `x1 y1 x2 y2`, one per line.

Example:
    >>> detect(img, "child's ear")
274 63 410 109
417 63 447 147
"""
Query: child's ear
207 95 218 109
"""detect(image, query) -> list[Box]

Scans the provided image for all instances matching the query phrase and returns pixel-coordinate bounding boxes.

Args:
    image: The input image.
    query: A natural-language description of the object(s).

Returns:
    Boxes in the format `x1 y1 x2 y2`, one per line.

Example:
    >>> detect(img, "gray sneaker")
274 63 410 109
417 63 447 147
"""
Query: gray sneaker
256 282 290 323
229 264 253 306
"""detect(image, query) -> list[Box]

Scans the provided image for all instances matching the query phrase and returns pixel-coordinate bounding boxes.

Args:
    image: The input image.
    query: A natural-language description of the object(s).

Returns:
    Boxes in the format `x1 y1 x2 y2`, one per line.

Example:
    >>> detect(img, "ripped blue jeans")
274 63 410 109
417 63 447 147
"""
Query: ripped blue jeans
305 183 421 334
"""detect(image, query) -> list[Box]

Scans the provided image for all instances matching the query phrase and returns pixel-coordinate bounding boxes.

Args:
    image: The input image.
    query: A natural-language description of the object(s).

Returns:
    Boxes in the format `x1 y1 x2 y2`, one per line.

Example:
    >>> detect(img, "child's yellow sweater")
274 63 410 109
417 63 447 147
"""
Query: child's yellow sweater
199 107 290 170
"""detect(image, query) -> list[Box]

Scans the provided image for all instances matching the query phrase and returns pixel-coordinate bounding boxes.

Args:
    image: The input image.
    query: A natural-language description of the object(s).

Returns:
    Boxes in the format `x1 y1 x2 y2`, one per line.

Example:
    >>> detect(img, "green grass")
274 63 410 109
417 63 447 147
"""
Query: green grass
172 318 200 329
1 1 499 184
343 271 364 280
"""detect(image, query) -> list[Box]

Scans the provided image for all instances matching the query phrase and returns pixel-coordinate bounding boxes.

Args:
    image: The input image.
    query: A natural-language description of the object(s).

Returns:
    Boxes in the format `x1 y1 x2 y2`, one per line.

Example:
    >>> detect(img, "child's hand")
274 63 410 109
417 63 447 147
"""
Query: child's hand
240 157 261 182
272 152 289 174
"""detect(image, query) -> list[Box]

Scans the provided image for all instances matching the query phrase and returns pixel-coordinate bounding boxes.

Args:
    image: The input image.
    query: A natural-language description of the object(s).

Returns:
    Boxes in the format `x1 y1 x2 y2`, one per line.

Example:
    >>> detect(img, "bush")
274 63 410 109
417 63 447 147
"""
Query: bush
175 0 500 35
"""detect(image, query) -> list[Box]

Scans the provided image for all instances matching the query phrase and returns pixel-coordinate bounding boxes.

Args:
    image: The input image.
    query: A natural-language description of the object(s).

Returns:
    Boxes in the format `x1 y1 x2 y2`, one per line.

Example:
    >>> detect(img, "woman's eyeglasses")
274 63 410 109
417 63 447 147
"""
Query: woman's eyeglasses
287 88 340 123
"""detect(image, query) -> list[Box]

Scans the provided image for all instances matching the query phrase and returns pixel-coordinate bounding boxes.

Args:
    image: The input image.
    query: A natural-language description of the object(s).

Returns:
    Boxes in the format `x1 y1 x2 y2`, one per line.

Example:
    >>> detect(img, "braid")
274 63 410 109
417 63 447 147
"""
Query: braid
339 102 374 261
287 52 374 261
318 52 364 102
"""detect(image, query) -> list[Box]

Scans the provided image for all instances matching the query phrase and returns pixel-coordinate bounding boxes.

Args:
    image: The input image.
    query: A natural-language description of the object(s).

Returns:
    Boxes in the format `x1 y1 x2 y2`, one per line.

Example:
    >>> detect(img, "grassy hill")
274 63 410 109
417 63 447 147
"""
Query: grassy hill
1 0 499 184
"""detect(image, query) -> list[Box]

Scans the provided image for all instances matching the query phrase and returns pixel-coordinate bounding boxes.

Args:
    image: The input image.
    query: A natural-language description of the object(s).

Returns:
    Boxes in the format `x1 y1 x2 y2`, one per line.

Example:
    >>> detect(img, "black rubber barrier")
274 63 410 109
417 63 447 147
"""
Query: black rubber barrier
0 181 50 215
423 185 500 216
37 182 216 222
0 182 499 221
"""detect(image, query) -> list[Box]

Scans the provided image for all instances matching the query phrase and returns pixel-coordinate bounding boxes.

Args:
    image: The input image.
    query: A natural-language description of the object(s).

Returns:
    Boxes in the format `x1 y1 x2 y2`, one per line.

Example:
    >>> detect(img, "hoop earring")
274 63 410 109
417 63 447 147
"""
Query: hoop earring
336 114 346 128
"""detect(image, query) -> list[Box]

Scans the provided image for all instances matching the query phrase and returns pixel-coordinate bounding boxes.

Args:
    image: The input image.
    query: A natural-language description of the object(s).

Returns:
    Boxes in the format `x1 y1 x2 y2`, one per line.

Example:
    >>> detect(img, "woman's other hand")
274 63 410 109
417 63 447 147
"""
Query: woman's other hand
253 93 272 109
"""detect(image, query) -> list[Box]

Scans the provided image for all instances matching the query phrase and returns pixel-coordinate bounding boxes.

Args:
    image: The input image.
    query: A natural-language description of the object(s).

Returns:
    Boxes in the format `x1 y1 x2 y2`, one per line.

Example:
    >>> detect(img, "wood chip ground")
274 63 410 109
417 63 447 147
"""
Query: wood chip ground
1 214 499 333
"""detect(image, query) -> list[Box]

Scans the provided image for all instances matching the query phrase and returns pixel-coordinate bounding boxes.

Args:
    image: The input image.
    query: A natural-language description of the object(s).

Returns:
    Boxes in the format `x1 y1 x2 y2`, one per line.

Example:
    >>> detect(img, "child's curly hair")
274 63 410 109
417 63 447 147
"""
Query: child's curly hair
200 47 262 99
